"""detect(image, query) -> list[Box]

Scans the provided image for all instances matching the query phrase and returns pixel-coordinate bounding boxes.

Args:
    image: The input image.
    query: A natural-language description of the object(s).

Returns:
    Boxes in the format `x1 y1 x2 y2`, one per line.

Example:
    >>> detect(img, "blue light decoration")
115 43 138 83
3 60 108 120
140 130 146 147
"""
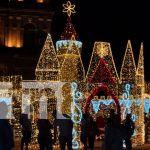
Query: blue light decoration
56 40 82 51
72 128 78 148
71 81 83 149
122 83 131 100
144 99 150 113
71 82 83 123
91 100 101 113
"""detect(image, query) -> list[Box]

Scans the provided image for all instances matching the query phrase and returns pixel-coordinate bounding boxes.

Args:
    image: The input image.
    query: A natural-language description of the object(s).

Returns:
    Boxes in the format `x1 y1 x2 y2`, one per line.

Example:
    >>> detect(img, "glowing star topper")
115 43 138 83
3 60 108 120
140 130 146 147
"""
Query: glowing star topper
96 44 108 58
62 1 76 17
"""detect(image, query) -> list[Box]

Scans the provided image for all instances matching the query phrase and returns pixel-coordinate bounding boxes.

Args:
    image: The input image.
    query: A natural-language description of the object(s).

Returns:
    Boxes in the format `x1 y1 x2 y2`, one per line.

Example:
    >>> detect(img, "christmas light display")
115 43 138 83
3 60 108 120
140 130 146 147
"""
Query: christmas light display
84 83 120 117
91 99 101 113
56 2 85 82
85 42 119 98
135 43 145 145
21 81 61 148
56 2 85 148
71 81 83 149
59 36 85 82
35 33 60 81
120 40 136 96
86 42 119 83
0 1 150 149
0 75 22 140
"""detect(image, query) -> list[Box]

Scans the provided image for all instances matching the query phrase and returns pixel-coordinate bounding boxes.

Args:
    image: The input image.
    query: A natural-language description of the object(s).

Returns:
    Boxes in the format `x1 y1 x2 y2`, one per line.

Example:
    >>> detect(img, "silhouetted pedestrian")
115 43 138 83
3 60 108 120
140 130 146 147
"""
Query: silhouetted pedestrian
0 101 14 150
80 113 90 150
54 114 73 150
20 106 32 150
88 116 99 150
37 111 53 150
123 114 135 150
104 109 122 150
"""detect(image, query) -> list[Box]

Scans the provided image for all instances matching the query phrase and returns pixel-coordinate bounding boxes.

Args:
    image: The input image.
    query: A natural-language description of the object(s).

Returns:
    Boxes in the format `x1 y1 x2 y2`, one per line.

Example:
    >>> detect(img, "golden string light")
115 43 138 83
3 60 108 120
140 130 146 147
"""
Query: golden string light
35 33 60 81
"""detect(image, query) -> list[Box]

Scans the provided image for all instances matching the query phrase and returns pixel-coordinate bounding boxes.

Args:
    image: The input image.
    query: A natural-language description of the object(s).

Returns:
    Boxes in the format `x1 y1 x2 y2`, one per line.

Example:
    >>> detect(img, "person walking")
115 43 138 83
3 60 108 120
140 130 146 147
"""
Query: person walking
123 114 135 150
20 106 32 150
54 113 73 150
0 101 14 150
104 109 123 150
87 116 99 150
37 111 53 150
80 113 90 150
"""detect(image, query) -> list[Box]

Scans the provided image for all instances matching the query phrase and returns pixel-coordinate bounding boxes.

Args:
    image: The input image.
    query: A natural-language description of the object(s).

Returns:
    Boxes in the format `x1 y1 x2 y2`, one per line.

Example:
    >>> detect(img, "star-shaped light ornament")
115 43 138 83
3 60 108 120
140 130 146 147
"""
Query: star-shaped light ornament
96 44 108 58
63 1 76 17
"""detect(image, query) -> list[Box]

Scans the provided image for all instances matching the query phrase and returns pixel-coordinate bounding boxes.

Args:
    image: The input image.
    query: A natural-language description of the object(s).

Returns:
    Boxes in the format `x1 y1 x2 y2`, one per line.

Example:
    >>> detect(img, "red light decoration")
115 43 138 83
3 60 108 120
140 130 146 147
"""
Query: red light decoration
84 83 121 120
61 17 79 40
90 57 116 84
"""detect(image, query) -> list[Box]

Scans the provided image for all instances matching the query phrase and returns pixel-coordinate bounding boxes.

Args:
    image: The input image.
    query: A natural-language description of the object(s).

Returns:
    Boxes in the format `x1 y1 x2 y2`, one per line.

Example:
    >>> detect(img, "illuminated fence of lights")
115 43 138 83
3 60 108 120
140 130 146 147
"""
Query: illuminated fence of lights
0 75 22 140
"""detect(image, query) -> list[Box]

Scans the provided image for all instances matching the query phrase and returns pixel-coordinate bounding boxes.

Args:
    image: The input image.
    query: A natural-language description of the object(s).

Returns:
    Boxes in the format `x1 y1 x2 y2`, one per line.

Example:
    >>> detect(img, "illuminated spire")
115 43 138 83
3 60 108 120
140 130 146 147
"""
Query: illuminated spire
136 43 145 145
61 17 79 40
56 1 83 76
136 42 145 95
35 33 60 81
61 1 78 40
137 43 144 77
120 40 136 85
86 42 119 83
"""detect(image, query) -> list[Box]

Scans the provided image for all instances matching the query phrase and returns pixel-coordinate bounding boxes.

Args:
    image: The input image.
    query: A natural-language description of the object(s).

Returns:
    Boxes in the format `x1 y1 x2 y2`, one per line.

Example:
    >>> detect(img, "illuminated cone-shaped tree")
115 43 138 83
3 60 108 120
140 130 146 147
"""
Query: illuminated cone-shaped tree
120 40 136 96
136 43 145 145
90 58 116 85
35 33 60 81
86 42 119 93
136 43 145 96
35 34 60 145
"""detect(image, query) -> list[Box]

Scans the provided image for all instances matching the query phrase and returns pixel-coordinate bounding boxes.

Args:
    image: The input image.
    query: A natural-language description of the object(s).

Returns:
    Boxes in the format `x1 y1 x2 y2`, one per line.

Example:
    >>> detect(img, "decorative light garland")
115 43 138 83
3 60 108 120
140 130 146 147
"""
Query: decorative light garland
71 81 83 149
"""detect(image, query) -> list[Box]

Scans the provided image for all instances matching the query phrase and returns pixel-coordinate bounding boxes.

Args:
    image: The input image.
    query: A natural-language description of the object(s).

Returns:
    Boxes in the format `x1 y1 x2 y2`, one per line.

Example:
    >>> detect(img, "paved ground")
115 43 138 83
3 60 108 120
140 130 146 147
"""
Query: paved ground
13 140 150 150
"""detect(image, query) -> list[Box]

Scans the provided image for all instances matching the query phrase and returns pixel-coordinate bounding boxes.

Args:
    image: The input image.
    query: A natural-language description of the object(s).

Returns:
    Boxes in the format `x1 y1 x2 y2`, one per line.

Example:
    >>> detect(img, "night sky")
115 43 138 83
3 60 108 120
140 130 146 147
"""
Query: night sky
51 0 150 82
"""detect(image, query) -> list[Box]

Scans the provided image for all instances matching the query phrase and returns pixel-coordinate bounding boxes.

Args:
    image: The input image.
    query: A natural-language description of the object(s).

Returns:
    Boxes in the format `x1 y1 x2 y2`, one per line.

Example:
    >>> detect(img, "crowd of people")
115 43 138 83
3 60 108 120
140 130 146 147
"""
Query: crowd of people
80 109 135 150
0 101 136 150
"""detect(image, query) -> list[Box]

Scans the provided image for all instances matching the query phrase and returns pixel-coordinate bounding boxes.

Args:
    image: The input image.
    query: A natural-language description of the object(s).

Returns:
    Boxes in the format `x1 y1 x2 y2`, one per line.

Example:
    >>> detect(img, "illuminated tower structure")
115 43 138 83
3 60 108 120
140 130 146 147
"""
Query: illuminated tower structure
55 1 85 115
56 5 85 82
86 42 119 94
120 40 137 96
136 43 145 145
35 33 60 81
55 2 85 148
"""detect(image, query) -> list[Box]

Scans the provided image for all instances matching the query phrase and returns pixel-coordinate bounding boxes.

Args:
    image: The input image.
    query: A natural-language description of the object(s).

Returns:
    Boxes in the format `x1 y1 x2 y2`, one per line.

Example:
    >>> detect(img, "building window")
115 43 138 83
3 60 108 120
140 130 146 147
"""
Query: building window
23 23 36 48
36 0 44 3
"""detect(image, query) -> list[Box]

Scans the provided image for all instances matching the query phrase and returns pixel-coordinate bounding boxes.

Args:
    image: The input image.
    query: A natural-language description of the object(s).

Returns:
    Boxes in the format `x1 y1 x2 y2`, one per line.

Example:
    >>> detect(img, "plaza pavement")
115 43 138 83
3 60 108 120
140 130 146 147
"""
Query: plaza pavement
13 140 150 150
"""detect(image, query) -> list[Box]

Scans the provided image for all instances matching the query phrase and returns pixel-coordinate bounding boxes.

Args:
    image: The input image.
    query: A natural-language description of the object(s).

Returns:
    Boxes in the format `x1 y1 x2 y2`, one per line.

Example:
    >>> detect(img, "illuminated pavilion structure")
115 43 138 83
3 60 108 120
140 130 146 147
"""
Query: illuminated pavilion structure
0 1 150 149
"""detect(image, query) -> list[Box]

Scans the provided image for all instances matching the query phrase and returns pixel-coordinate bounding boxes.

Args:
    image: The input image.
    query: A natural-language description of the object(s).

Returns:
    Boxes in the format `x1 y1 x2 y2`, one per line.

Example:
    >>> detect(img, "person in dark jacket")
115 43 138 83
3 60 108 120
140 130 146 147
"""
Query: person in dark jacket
88 116 99 150
104 109 122 150
20 105 32 150
123 114 135 150
0 101 14 150
37 111 53 150
54 113 73 150
80 113 90 150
